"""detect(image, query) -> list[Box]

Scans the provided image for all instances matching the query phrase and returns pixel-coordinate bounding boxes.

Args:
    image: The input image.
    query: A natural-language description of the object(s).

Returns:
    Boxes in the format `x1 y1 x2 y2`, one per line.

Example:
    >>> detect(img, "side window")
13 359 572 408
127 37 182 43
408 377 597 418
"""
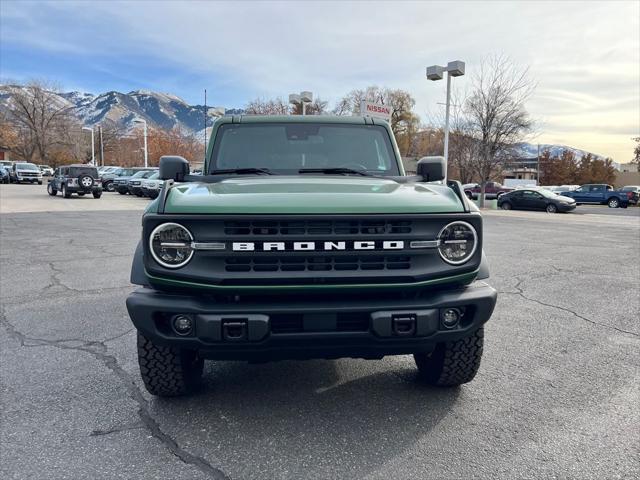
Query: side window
53 168 59 176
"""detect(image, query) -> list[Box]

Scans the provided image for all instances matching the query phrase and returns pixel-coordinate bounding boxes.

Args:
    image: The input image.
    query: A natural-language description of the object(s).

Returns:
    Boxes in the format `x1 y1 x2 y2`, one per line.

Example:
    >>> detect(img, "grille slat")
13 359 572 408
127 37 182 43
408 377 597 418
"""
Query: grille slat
224 255 411 272
224 219 412 236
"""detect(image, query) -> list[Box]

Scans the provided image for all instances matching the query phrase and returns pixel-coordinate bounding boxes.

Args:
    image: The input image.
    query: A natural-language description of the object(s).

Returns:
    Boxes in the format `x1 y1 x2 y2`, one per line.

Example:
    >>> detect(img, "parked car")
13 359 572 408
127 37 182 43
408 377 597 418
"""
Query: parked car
498 188 576 213
38 164 54 176
10 162 43 184
0 160 14 169
0 166 10 183
127 169 158 196
47 164 102 198
464 181 513 200
110 167 156 194
559 184 629 208
140 172 164 199
617 185 639 205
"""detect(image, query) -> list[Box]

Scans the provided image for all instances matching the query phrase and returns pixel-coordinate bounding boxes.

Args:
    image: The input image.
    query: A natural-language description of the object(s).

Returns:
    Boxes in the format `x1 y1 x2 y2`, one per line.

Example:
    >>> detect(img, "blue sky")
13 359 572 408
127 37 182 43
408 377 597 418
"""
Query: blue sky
1 0 639 161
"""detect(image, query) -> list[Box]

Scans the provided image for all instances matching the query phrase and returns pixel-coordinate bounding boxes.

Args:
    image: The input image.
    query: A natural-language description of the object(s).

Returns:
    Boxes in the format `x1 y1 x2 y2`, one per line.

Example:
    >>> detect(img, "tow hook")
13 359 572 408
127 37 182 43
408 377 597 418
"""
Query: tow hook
222 319 248 341
391 314 417 337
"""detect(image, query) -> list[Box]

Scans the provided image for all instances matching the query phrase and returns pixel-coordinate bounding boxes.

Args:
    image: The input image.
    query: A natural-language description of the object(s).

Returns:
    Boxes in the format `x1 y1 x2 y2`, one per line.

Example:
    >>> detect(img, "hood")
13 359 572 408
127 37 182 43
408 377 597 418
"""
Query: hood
163 176 465 214
556 195 575 202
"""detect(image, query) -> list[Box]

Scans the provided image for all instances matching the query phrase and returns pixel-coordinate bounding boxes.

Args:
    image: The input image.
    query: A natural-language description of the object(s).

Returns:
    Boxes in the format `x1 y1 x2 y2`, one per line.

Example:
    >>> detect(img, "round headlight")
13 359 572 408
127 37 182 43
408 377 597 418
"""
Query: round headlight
149 223 194 269
437 221 477 265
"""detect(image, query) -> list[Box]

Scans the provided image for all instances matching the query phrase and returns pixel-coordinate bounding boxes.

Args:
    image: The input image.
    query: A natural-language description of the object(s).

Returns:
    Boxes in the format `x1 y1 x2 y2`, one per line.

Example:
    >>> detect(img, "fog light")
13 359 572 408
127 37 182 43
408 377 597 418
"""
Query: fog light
172 315 193 335
442 308 461 328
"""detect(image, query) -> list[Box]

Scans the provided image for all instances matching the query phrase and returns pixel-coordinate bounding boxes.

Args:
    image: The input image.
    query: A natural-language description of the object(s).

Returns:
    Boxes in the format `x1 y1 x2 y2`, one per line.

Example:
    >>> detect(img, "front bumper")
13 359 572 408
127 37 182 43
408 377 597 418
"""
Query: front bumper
126 281 497 360
129 185 144 195
558 203 576 212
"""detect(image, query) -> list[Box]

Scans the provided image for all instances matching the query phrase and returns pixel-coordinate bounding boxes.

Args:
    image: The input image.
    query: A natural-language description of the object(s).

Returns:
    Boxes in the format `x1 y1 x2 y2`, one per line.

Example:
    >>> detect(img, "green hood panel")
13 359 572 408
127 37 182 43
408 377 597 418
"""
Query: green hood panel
163 177 464 214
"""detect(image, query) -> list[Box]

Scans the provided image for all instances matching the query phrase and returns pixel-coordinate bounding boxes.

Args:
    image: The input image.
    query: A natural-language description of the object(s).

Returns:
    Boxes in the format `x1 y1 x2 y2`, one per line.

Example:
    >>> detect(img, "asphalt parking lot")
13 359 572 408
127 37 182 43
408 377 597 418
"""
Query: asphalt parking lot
1 184 639 479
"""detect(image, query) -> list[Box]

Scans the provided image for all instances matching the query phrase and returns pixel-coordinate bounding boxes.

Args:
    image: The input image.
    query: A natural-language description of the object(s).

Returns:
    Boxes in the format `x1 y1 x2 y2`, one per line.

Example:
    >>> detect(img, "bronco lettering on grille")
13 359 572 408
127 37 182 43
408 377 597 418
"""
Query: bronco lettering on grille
232 241 405 252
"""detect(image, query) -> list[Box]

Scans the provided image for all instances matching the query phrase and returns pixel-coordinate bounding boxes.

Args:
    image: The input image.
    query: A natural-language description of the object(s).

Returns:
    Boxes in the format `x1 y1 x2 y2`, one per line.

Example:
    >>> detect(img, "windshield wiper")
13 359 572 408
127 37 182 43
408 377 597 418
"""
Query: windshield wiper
298 168 372 177
210 168 273 175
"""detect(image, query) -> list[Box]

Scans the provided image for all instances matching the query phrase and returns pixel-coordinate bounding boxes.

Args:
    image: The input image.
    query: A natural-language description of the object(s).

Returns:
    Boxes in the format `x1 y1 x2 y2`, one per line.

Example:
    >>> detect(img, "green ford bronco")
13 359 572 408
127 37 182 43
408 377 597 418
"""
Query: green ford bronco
126 115 497 396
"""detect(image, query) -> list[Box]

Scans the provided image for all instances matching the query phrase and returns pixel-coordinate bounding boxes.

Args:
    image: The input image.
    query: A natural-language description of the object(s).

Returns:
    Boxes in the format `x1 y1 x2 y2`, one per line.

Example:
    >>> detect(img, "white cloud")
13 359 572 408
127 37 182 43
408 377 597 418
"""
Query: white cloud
2 0 639 160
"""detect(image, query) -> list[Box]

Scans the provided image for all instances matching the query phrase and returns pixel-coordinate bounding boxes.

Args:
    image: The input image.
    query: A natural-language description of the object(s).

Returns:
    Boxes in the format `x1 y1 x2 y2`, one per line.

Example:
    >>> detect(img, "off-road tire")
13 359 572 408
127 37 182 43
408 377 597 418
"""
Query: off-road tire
137 332 204 397
414 328 484 386
47 183 57 196
93 191 102 199
62 185 71 198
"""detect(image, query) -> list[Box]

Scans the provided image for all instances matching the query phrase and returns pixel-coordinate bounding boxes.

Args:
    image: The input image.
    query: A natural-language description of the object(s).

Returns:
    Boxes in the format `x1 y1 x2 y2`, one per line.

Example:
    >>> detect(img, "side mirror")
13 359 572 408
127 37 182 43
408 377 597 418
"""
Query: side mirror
159 155 190 181
416 156 445 182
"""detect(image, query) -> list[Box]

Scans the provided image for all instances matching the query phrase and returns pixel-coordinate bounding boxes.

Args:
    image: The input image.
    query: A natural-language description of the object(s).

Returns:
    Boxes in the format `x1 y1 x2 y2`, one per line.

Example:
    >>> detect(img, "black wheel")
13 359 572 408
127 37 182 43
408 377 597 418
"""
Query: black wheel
414 328 484 386
37 181 42 185
93 192 102 199
137 332 203 397
546 203 557 213
77 192 85 196
47 183 57 196
118 190 127 195
501 201 512 210
607 197 619 208
62 185 71 198
105 181 115 192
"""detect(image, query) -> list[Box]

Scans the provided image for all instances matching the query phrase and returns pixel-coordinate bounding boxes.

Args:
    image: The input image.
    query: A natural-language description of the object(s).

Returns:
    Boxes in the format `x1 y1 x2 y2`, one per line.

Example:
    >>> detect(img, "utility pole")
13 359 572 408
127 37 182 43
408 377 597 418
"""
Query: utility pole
537 143 540 186
99 125 104 167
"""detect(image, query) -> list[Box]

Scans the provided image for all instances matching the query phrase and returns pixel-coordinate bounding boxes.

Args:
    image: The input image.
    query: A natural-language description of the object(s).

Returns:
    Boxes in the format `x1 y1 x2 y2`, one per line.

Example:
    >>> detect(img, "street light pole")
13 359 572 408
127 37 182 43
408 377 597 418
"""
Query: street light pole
426 60 465 183
443 72 452 171
133 119 148 168
289 91 313 115
82 127 95 165
99 125 104 167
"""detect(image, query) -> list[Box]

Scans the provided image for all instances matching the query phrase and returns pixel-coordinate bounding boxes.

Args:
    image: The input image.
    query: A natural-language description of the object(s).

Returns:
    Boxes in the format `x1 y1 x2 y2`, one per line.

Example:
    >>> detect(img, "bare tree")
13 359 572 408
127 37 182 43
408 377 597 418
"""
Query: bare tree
5 81 77 163
334 86 420 155
244 97 290 115
465 55 535 206
290 97 328 115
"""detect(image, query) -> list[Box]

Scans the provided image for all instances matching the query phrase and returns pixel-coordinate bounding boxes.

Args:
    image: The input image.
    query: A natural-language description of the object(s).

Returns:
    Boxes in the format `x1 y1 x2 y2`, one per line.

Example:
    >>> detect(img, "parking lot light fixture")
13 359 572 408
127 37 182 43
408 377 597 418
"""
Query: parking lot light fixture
133 118 148 168
289 91 313 115
426 60 465 183
81 127 95 166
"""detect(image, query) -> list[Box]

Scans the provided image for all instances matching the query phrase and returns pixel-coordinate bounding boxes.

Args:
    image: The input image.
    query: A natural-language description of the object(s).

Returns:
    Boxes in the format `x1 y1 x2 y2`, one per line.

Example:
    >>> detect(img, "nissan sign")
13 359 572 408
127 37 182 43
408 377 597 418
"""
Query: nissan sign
360 101 393 122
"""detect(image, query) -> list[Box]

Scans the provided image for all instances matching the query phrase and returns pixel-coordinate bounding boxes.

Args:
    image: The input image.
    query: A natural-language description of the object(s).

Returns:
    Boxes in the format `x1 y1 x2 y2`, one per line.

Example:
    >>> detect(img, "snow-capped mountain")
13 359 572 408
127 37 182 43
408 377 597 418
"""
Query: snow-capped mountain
512 142 606 161
0 85 241 133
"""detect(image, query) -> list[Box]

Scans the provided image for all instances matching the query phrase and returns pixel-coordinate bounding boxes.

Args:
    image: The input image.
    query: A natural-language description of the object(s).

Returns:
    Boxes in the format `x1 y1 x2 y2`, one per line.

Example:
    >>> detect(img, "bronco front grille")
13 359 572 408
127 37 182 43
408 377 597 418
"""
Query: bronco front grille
224 219 412 236
224 255 412 272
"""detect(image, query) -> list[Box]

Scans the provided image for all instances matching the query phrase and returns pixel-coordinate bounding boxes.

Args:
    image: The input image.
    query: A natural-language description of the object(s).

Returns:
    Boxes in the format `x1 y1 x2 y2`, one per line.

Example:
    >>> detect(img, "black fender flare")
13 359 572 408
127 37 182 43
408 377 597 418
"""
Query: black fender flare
130 240 150 286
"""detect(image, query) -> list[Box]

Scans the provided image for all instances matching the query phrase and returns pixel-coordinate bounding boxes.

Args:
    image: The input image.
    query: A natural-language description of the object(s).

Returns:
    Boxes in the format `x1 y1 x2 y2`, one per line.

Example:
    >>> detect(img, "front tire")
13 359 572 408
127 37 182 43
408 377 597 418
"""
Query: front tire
608 198 619 208
118 190 127 195
105 181 115 192
546 203 557 213
501 201 512 210
414 328 484 386
47 184 57 196
137 333 203 397
62 185 71 198
93 191 102 199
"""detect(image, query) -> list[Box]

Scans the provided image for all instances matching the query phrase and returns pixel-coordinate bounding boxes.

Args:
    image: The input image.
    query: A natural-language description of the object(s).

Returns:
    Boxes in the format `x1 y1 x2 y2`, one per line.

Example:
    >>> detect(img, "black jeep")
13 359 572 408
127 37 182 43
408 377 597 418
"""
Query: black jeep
47 165 103 198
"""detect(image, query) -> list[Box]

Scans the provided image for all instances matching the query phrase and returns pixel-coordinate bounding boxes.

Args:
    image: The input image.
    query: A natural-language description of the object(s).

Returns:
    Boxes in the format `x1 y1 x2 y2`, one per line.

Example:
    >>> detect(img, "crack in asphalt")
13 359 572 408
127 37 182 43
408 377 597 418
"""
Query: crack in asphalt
500 276 639 338
0 311 231 480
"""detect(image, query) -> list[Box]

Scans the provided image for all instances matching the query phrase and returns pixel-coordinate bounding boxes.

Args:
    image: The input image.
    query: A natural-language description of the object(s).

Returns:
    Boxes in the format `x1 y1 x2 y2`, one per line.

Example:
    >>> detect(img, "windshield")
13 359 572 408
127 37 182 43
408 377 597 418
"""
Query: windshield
131 171 148 178
16 163 39 171
210 123 400 175
69 167 99 176
537 189 560 198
